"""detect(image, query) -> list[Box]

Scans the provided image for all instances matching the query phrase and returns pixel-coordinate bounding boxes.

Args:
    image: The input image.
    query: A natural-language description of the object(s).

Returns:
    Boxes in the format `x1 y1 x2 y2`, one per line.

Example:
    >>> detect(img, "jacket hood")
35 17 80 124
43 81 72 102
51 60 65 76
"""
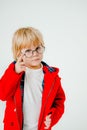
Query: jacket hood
41 61 59 78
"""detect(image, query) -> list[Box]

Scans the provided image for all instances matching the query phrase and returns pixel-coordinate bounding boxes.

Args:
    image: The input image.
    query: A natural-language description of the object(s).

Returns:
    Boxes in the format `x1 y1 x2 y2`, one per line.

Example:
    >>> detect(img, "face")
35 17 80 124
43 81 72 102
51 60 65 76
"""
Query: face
20 45 44 69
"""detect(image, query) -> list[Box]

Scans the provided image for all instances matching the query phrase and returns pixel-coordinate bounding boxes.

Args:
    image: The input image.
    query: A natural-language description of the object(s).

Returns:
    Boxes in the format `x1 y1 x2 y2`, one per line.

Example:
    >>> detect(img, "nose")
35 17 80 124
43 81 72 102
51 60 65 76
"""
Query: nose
32 50 37 56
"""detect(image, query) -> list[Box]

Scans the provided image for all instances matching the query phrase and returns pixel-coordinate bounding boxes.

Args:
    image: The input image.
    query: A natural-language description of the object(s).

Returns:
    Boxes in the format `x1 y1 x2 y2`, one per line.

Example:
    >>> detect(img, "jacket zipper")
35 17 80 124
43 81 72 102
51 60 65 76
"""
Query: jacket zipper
39 78 56 130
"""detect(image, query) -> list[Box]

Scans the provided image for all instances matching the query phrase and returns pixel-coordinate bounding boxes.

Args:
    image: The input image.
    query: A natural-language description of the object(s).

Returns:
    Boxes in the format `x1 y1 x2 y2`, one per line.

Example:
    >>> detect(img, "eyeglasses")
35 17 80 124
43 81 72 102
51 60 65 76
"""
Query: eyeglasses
21 45 45 58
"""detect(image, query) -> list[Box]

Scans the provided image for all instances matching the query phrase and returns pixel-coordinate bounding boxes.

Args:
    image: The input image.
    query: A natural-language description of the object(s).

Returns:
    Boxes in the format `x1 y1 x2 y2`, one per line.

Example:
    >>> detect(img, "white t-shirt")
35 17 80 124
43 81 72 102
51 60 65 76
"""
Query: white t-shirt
23 66 44 130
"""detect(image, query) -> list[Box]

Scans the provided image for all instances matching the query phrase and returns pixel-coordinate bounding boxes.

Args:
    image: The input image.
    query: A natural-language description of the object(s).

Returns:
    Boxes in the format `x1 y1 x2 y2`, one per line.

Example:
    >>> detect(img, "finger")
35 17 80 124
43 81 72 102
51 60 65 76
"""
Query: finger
46 118 51 123
44 122 50 129
44 126 49 129
44 121 49 129
46 114 51 120
17 54 24 62
44 120 51 125
20 62 25 66
47 114 51 117
44 116 51 129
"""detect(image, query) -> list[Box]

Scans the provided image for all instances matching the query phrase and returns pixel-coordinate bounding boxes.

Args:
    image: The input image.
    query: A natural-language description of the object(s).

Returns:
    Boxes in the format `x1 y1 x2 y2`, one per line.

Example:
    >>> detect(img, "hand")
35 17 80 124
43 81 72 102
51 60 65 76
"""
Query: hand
44 114 51 129
15 54 26 74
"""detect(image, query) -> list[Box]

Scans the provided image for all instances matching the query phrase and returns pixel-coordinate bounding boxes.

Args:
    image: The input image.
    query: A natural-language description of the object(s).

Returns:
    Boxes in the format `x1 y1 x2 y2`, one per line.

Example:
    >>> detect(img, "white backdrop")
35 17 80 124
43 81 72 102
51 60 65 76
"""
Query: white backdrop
0 0 87 130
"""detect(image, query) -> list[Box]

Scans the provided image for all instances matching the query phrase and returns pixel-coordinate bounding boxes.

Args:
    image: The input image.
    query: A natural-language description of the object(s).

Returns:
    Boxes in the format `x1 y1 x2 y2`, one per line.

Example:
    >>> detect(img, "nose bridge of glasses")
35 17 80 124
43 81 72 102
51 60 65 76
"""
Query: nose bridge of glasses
32 49 37 55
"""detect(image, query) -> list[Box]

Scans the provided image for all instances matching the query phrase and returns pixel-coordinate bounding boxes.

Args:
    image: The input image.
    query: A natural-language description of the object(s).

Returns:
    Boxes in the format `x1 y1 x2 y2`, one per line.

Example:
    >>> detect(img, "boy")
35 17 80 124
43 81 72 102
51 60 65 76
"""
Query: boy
0 27 65 130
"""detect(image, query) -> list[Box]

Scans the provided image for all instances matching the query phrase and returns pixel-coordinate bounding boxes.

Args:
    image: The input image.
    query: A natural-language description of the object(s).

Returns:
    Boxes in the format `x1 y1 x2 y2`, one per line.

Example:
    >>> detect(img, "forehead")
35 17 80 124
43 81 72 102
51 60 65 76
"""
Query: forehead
21 44 40 51
20 42 41 50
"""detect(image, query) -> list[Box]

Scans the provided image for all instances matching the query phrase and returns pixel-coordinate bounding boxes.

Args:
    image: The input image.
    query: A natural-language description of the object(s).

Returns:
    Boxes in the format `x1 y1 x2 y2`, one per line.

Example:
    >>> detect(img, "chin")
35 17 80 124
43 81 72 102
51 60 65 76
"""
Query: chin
26 62 40 68
32 59 41 64
32 62 40 67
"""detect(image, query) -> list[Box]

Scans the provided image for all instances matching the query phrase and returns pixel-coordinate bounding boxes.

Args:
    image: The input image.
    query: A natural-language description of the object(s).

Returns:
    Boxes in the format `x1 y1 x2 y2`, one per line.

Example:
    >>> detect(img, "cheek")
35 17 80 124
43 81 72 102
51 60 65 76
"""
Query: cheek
22 57 30 63
40 54 43 59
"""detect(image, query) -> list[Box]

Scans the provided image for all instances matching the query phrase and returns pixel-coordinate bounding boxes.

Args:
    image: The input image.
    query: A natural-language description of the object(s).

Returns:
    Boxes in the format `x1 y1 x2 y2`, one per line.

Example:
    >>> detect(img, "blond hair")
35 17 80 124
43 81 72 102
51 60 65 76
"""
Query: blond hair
12 27 44 60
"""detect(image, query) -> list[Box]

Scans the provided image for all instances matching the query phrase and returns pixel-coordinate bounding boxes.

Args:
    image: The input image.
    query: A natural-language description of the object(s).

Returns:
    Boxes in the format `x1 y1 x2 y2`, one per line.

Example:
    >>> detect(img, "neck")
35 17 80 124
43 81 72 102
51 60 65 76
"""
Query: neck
27 64 42 70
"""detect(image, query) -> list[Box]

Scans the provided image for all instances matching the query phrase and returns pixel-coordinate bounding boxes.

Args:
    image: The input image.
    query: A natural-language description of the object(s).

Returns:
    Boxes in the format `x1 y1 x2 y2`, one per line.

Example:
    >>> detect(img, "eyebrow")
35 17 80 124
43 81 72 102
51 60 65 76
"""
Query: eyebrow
25 46 40 51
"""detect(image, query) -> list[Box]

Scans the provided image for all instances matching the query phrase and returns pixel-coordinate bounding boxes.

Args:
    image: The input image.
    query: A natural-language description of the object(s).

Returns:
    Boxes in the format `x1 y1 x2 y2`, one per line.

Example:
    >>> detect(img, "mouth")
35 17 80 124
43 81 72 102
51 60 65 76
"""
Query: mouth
32 58 40 61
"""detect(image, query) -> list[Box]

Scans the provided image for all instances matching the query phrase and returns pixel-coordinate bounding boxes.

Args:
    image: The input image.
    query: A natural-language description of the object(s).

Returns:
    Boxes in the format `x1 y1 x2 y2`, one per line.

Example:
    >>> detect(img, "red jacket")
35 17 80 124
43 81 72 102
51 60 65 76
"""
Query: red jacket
0 61 65 130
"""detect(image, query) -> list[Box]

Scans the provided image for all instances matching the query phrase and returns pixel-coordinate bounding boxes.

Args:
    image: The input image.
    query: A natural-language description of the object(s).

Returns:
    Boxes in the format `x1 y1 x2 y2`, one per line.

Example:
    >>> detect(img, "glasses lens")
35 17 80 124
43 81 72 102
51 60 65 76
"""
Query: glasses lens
36 46 45 54
25 50 32 57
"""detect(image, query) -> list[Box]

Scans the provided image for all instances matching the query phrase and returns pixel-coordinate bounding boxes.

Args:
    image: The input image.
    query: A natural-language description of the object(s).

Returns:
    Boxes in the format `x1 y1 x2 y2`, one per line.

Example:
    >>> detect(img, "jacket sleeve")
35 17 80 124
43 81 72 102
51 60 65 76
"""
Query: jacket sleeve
51 76 66 126
0 62 23 101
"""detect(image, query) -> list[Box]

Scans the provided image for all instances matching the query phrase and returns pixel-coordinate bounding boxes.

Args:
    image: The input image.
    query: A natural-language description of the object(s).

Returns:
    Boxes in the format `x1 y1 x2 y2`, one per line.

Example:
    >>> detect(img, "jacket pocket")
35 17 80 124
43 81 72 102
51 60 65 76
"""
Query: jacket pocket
3 108 20 130
4 121 20 130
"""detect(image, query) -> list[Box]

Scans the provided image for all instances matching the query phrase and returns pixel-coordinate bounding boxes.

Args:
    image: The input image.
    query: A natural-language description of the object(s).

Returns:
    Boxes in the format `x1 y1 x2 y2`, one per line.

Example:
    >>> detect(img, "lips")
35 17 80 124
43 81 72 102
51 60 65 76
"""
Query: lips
32 57 40 61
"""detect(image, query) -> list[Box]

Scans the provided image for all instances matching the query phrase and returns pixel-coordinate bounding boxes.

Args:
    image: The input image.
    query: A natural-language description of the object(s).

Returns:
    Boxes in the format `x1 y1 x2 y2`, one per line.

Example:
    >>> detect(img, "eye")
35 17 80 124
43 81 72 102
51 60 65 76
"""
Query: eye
25 49 31 53
36 46 41 51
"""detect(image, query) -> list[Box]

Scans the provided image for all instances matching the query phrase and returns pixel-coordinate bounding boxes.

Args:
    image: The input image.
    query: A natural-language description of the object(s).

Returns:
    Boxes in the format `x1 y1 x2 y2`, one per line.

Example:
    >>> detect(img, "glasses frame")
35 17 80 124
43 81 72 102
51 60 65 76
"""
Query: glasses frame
21 45 45 58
